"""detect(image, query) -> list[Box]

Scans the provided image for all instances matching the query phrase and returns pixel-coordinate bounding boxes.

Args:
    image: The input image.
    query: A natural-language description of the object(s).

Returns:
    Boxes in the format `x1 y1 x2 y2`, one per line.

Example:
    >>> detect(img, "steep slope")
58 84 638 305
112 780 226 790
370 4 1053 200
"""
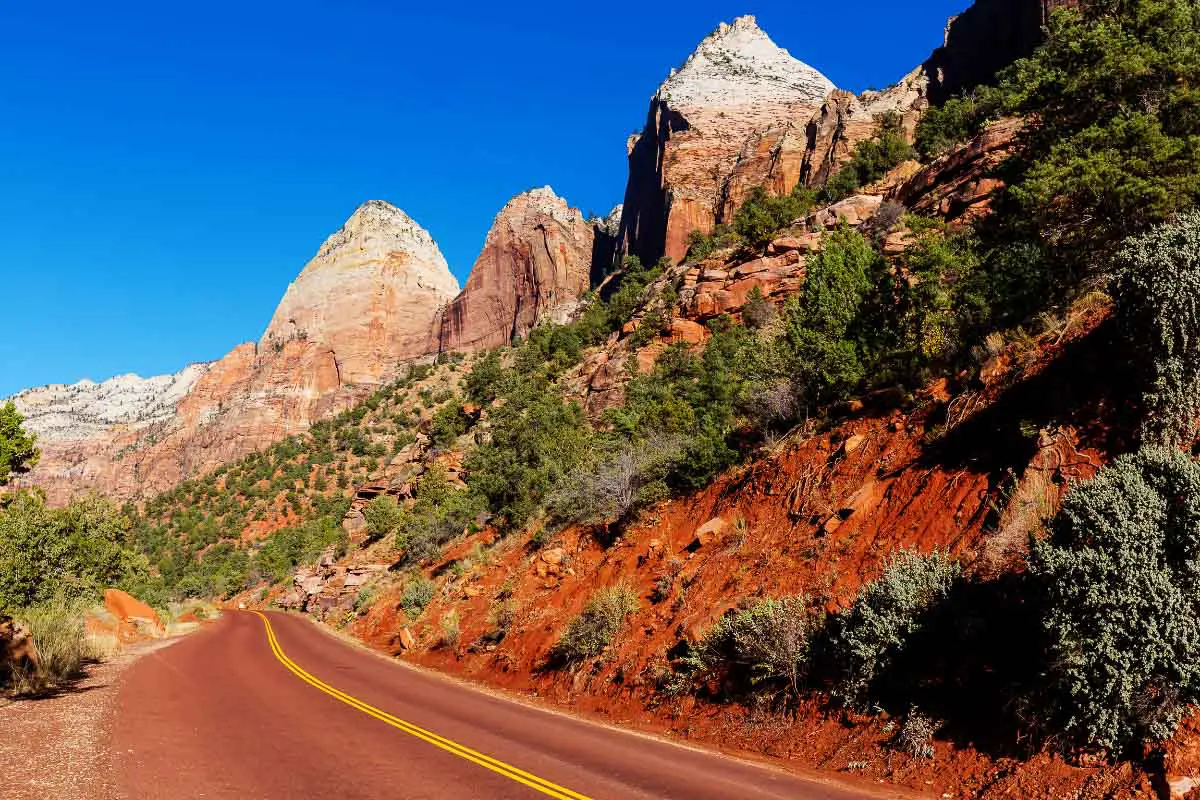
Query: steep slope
432 187 596 353
12 201 458 504
617 16 836 265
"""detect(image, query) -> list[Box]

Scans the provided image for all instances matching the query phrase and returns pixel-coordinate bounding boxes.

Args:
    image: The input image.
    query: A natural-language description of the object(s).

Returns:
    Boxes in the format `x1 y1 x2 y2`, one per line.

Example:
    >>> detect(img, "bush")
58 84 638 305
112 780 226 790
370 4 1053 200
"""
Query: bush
914 90 1000 160
830 550 961 703
895 709 938 759
1114 212 1200 447
400 575 435 619
733 185 817 250
821 117 915 203
363 495 404 542
550 583 639 665
0 401 39 485
742 286 775 329
1028 447 1200 753
9 599 89 695
698 596 819 696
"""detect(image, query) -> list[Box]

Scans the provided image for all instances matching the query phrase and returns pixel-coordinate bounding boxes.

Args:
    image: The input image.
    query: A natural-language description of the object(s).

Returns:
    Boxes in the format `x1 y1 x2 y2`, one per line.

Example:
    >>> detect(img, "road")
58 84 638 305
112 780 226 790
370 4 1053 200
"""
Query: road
113 611 891 800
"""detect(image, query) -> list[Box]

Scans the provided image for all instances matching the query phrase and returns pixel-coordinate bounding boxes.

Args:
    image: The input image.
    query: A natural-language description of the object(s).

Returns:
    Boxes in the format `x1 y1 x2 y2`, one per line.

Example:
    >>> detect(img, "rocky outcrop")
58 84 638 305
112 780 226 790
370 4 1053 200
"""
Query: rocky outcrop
891 117 1023 224
923 0 1071 104
433 188 595 353
618 17 836 265
264 200 459 384
13 201 458 504
11 365 210 443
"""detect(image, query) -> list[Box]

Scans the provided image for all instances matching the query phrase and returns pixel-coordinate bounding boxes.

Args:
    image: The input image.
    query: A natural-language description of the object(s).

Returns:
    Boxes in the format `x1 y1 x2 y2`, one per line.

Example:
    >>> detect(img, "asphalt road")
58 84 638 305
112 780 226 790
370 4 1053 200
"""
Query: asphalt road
112 611 889 800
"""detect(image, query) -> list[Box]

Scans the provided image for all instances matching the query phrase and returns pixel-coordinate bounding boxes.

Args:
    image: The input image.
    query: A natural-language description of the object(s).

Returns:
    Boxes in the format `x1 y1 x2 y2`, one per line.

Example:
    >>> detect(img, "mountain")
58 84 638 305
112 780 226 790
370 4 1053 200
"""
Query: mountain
432 187 596 353
11 201 459 504
617 16 837 265
263 200 459 384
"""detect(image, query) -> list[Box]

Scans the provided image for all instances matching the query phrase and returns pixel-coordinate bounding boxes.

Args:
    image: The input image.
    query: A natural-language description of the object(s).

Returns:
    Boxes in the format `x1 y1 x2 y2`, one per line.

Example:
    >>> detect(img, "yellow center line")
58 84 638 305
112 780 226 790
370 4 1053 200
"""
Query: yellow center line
253 611 593 800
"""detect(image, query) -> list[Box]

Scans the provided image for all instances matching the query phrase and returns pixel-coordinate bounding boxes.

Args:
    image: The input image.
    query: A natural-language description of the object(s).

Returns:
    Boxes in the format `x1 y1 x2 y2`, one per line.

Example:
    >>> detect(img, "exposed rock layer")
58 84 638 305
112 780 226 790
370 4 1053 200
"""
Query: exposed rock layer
433 188 595 353
618 16 836 265
13 202 459 504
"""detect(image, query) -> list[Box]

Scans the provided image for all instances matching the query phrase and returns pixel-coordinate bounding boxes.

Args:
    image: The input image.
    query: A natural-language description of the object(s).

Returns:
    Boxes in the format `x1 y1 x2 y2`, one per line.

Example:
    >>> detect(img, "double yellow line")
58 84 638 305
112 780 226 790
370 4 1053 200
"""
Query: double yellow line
253 612 592 800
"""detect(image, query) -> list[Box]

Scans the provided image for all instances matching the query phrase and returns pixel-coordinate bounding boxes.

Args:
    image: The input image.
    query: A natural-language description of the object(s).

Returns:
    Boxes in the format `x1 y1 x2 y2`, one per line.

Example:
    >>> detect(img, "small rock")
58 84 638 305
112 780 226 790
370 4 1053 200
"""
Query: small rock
396 628 416 651
842 434 866 455
541 547 566 566
689 517 727 550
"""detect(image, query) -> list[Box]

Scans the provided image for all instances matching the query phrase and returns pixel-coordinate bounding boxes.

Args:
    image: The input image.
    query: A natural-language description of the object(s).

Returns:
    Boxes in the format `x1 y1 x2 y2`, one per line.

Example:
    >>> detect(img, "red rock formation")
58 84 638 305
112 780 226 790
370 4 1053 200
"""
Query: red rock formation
15 201 459 504
433 187 595 353
618 17 836 265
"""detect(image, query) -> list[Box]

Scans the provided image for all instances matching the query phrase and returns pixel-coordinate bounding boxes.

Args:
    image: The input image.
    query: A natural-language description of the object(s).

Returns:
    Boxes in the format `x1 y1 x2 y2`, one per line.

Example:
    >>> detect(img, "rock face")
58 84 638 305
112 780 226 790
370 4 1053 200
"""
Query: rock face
432 187 594 353
264 200 459 384
923 0 1070 104
618 16 836 265
11 365 210 442
12 201 459 504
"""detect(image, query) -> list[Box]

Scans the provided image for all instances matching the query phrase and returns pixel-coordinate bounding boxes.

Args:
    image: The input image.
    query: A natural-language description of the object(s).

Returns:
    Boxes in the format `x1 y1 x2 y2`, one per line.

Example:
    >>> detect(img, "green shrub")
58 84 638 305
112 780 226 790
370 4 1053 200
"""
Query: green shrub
698 596 819 696
733 185 817 250
1029 447 1200 753
0 401 39 485
400 575 436 619
821 117 915 203
550 583 639 665
9 599 89 695
830 550 961 703
1114 212 1200 447
914 90 1000 160
363 495 404 542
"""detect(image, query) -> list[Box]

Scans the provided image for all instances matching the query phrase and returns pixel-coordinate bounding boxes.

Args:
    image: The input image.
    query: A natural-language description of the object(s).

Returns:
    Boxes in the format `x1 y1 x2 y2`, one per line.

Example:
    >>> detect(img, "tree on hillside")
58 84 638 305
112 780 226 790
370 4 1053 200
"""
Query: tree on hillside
998 0 1200 261
0 401 39 486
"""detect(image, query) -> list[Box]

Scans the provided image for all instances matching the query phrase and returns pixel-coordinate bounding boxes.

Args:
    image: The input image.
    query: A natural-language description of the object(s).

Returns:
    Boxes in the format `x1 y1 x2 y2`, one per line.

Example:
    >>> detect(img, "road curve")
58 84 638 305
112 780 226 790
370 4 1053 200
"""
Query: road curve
113 611 891 800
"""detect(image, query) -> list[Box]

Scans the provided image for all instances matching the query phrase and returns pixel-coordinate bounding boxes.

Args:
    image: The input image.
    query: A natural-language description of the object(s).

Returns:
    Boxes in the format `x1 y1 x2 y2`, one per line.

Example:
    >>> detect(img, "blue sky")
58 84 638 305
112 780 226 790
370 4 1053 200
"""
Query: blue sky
0 0 966 396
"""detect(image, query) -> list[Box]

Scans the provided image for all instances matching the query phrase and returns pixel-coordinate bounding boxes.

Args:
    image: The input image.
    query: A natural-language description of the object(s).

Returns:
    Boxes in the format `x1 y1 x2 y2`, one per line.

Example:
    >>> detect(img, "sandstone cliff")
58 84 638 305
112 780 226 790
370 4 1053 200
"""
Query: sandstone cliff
13 201 458 504
617 16 836 265
432 187 595 353
264 200 459 384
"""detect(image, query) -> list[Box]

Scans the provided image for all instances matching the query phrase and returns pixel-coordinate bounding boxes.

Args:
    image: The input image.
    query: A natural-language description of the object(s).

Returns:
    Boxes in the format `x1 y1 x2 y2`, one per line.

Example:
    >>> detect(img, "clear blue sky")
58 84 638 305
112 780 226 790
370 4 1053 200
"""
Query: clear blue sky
0 0 966 396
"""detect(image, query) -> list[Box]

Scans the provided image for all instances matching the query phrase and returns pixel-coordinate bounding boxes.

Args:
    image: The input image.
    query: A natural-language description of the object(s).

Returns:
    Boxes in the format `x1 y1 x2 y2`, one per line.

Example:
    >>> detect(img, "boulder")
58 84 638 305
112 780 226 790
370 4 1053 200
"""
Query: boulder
0 616 38 674
689 517 728 550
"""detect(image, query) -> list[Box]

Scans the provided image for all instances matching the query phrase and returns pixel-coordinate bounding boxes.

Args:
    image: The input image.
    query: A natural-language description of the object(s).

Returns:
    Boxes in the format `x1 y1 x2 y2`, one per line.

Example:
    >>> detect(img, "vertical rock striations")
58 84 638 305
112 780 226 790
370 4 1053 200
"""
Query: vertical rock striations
433 187 595 353
618 16 836 265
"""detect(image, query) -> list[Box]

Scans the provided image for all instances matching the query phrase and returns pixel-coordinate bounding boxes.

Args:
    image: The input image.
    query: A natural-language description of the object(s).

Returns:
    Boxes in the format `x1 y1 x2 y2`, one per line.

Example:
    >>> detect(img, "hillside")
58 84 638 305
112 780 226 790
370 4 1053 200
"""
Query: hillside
6 0 1200 797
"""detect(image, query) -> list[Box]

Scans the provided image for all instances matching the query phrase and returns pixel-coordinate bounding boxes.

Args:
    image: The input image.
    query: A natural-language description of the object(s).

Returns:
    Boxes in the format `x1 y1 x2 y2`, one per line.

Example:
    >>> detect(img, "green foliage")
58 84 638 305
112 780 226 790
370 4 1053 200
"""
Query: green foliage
698 596 819 696
996 0 1200 260
0 401 39 486
251 516 347 585
604 256 667 331
742 286 775 329
550 583 639 665
363 495 404 541
400 574 435 619
1029 447 1200 753
914 89 1001 160
685 224 742 261
1114 211 1200 447
733 185 818 250
393 465 485 564
822 117 915 203
829 550 962 703
7 598 90 695
0 492 150 613
430 400 472 447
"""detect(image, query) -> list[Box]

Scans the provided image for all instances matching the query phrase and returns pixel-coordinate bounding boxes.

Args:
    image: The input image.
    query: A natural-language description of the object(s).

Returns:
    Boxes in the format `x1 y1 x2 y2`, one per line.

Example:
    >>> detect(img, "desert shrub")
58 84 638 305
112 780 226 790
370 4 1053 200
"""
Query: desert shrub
914 89 1001 160
363 495 403 542
9 599 89 695
742 286 776 329
685 225 742 261
440 610 461 648
733 185 817 250
550 583 639 666
829 549 961 703
393 466 485 564
895 709 938 759
400 575 435 619
698 596 819 696
549 435 683 528
821 117 915 203
430 401 473 447
1114 212 1200 447
1028 447 1200 753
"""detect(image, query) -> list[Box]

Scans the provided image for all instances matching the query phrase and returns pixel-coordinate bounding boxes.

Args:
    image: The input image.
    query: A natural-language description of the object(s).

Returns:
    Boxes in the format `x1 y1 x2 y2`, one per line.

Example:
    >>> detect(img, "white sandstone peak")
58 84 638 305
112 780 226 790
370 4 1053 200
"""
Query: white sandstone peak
658 15 836 109
499 187 585 228
9 363 211 442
